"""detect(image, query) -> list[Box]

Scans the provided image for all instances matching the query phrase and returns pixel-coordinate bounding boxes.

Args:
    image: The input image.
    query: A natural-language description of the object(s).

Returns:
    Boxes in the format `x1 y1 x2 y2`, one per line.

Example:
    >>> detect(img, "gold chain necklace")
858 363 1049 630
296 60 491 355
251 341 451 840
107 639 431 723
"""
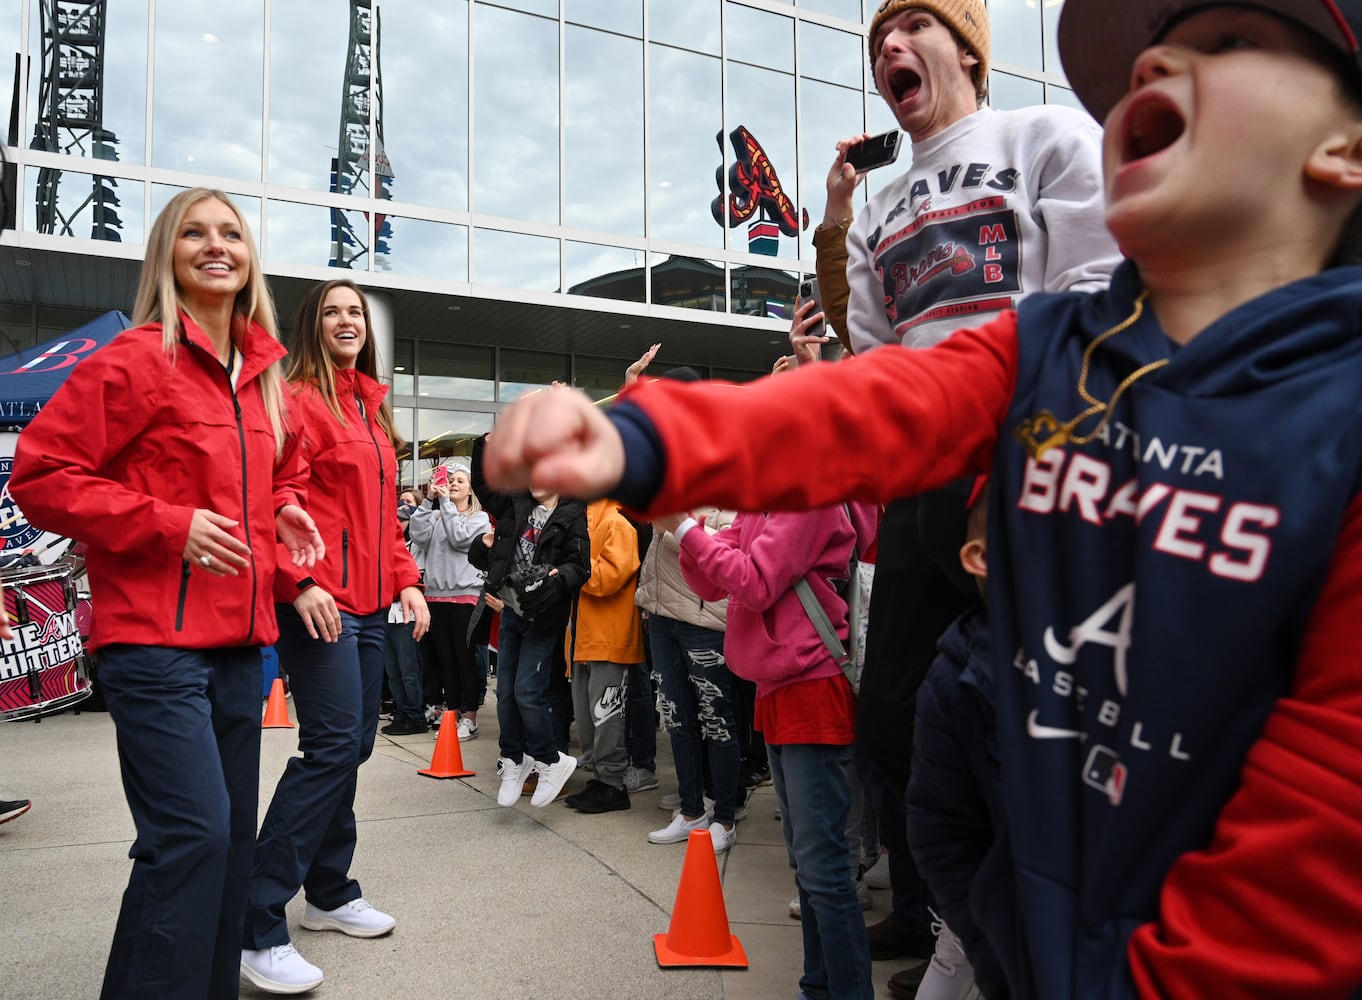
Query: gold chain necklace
1015 291 1169 460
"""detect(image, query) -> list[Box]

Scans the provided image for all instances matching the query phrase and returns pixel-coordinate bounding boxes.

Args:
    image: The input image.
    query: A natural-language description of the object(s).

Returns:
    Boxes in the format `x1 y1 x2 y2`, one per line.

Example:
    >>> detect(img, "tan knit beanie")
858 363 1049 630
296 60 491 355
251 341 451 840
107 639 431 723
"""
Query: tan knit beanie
867 0 991 100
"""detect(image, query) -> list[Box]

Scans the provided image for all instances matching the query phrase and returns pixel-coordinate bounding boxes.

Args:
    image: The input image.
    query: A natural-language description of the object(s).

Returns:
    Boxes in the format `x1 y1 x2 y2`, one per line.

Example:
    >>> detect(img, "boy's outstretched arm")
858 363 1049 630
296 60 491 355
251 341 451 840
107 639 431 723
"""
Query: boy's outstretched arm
1128 492 1362 999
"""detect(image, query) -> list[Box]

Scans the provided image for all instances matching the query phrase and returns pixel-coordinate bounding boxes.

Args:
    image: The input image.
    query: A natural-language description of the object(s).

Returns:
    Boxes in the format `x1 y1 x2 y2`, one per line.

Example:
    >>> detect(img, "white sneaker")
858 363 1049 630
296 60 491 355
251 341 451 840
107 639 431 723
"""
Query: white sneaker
708 820 736 854
623 765 658 792
240 944 323 994
496 755 536 806
648 811 710 844
456 717 479 742
788 896 801 919
914 911 981 1000
530 753 577 807
863 849 892 889
300 897 395 938
658 792 681 811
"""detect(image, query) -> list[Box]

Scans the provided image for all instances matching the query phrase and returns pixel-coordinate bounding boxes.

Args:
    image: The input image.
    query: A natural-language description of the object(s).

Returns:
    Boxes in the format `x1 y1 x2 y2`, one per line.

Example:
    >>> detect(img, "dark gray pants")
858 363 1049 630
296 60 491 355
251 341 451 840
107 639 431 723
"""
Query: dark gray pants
570 661 632 788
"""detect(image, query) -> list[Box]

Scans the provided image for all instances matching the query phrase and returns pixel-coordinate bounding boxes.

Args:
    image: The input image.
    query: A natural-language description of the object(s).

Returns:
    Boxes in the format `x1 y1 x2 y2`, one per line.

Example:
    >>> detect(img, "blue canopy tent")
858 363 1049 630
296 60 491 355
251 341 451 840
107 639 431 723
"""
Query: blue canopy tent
0 310 133 428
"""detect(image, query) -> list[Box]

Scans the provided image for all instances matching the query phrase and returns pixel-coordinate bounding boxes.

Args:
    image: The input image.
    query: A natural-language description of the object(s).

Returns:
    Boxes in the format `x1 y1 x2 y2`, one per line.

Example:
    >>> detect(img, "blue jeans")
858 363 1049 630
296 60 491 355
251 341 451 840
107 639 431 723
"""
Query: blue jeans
384 619 424 725
496 607 564 764
649 614 739 824
770 742 873 1000
625 661 656 771
97 643 262 1000
244 607 386 948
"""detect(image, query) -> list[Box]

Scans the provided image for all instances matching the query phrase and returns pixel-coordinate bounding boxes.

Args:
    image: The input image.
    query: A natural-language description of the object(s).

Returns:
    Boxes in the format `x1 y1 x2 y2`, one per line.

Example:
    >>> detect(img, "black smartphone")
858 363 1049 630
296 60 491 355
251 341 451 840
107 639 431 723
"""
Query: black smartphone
845 130 903 173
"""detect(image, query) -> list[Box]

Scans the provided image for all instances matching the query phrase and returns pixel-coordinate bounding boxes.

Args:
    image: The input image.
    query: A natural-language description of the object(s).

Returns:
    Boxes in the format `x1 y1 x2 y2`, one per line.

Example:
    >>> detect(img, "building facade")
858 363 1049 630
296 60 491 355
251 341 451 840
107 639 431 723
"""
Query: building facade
0 0 1074 482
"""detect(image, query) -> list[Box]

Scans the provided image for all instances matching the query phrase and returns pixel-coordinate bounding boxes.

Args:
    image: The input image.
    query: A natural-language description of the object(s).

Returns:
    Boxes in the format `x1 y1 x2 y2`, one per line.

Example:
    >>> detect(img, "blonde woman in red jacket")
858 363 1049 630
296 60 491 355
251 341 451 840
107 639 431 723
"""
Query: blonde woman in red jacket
241 278 427 994
10 188 322 1000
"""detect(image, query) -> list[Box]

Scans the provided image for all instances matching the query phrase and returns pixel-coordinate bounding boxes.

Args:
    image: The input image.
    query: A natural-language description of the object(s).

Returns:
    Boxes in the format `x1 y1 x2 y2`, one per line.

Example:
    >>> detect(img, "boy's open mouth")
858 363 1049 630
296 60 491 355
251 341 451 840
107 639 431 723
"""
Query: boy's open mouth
1123 93 1185 163
888 66 922 104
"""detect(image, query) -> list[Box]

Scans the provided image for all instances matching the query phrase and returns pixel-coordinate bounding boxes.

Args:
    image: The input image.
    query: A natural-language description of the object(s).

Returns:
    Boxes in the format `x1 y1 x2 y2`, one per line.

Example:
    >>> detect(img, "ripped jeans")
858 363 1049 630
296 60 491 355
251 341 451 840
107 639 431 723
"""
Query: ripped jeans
648 614 740 825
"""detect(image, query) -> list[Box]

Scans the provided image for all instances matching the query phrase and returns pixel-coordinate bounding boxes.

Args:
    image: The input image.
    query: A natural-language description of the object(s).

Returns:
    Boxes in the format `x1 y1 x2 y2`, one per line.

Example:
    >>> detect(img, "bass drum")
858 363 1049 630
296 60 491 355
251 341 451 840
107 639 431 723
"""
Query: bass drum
0 560 91 721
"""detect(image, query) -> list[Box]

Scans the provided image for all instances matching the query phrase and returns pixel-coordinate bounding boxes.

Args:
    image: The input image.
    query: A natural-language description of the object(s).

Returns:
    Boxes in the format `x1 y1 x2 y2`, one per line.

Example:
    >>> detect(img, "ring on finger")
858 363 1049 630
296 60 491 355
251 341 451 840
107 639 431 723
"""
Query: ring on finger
200 554 212 567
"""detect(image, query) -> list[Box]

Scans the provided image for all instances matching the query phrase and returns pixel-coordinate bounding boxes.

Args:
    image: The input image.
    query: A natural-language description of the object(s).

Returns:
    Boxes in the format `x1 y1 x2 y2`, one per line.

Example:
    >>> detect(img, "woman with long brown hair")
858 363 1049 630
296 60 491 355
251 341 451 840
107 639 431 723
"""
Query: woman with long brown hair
241 278 427 994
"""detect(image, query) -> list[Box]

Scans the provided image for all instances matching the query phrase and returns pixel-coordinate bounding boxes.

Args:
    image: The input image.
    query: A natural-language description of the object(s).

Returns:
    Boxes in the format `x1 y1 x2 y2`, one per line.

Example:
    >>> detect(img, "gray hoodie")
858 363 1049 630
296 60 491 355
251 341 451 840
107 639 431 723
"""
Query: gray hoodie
407 499 490 598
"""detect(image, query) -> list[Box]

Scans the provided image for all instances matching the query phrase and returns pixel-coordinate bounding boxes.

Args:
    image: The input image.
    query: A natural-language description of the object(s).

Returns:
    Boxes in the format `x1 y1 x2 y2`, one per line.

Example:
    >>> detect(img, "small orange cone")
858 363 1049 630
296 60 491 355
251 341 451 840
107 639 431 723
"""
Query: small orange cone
262 678 293 729
419 710 475 778
653 828 748 968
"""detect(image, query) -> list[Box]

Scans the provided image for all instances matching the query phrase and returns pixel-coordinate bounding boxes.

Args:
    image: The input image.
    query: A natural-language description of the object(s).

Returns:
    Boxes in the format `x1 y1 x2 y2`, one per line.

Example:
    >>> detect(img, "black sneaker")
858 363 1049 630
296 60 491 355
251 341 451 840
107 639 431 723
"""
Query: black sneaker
866 914 935 961
572 780 631 814
741 763 772 789
564 778 604 810
0 799 32 824
381 719 428 736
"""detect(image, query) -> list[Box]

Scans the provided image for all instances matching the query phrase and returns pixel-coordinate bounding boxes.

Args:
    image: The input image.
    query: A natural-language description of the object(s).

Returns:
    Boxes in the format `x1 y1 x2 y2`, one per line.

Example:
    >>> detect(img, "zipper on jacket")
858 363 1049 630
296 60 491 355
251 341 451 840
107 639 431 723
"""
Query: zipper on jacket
360 398 386 609
176 560 191 630
342 528 350 588
232 393 259 641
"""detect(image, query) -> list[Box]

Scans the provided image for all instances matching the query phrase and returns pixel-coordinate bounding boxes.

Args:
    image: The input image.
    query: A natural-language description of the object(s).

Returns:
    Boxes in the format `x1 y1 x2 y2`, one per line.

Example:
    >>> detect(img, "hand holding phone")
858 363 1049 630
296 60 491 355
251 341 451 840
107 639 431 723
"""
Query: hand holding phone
431 465 449 493
845 130 903 174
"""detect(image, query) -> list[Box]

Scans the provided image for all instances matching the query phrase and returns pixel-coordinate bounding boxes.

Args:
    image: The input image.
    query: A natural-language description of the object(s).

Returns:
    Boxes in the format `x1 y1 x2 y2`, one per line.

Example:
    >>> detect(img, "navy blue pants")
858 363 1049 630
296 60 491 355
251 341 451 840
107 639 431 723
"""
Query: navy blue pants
244 607 385 948
96 643 262 1000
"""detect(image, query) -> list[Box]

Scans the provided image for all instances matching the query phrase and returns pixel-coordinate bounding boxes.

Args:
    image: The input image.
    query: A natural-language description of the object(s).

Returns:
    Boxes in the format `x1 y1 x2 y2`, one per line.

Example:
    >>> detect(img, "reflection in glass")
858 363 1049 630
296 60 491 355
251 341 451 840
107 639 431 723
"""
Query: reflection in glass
267 0 348 193
799 80 866 261
725 62 801 259
379 0 469 211
647 0 719 54
383 216 467 282
415 408 493 473
567 0 641 36
391 338 414 395
1 0 19 142
731 263 798 321
990 72 1045 112
647 45 723 248
500 348 568 402
566 26 643 235
23 166 143 242
1045 85 1087 115
418 342 494 400
795 0 864 22
266 199 338 269
473 6 558 224
649 252 725 312
988 0 1044 75
566 243 646 304
1043 0 1064 77
152 1 265 181
574 355 631 401
726 5 792 73
484 0 555 17
151 184 261 243
798 21 863 89
472 228 559 292
391 404 415 484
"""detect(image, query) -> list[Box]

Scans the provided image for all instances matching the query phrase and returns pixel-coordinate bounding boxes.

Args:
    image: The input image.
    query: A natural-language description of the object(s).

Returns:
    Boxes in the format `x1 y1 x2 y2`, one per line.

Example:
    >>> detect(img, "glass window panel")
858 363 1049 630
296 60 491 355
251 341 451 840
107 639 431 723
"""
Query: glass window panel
486 0 556 17
726 4 793 73
267 0 350 193
724 62 800 259
473 6 558 224
989 71 1045 112
796 0 864 21
499 348 568 401
0 302 32 352
472 228 559 292
418 341 494 400
415 407 493 468
566 242 646 303
1045 84 1088 115
574 355 631 401
391 404 416 484
26 0 148 165
35 304 101 347
798 21 863 89
647 45 723 247
567 0 642 36
379 0 469 211
648 0 719 54
1 0 18 142
650 252 725 312
988 0 1043 75
731 264 798 320
152 2 264 181
391 338 415 395
266 198 341 269
565 26 643 235
24 166 143 243
799 80 867 261
1043 0 1064 77
381 216 467 281
150 184 261 245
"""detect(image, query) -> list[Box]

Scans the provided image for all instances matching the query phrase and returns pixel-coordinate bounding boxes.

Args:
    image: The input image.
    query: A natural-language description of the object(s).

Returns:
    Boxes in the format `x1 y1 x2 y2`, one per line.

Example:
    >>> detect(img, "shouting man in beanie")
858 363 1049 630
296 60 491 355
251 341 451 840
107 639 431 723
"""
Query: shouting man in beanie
789 1 1124 992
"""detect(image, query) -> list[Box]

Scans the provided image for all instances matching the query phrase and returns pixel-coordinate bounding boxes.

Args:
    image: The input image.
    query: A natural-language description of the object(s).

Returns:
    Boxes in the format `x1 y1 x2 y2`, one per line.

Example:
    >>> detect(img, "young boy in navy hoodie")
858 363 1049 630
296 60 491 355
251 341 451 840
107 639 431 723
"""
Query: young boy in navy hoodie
482 2 1362 996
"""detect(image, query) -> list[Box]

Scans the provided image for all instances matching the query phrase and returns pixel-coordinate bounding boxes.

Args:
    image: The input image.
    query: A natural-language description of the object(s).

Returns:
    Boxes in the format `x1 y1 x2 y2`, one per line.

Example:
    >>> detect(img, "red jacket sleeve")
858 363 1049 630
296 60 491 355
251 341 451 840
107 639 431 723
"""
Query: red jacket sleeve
626 313 1019 516
1128 492 1362 999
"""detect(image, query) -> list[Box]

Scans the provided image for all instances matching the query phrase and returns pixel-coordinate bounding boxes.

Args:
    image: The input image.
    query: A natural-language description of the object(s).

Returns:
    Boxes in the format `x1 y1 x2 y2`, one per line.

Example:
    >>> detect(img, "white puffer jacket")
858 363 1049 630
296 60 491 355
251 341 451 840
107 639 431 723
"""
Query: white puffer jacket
634 507 734 631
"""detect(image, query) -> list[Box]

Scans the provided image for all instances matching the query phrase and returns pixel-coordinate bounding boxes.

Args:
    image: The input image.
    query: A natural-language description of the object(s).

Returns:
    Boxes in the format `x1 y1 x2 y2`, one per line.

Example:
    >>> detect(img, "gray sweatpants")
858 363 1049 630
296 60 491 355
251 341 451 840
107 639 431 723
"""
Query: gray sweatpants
570 661 632 789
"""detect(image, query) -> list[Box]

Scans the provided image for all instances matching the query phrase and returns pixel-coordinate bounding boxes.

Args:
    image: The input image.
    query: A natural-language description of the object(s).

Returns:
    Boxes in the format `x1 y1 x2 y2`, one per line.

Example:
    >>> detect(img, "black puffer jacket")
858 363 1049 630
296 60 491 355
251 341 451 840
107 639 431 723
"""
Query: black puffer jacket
469 435 590 634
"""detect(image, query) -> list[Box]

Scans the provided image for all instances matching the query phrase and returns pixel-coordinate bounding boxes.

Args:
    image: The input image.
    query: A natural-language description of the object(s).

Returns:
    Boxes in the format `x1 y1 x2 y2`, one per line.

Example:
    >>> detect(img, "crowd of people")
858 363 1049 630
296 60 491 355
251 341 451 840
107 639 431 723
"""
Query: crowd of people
10 0 1362 997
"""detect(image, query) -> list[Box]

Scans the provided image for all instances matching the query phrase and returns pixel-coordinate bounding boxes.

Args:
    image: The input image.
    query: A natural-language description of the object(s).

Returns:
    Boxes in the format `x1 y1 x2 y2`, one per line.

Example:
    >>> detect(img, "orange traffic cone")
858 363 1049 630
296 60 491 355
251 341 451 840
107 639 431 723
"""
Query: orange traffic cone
653 829 748 968
419 710 475 778
262 678 293 729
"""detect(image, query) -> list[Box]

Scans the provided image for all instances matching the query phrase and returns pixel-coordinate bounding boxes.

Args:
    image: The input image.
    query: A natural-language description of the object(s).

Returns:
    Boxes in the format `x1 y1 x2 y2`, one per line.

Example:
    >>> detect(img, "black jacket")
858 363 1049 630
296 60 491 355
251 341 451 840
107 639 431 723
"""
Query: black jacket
469 435 589 634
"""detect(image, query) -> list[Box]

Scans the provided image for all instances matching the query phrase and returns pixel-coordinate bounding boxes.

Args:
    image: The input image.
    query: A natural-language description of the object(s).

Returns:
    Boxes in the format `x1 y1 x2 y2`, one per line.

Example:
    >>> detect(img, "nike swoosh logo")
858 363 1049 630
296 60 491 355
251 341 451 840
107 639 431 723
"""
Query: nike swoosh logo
1026 709 1083 740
